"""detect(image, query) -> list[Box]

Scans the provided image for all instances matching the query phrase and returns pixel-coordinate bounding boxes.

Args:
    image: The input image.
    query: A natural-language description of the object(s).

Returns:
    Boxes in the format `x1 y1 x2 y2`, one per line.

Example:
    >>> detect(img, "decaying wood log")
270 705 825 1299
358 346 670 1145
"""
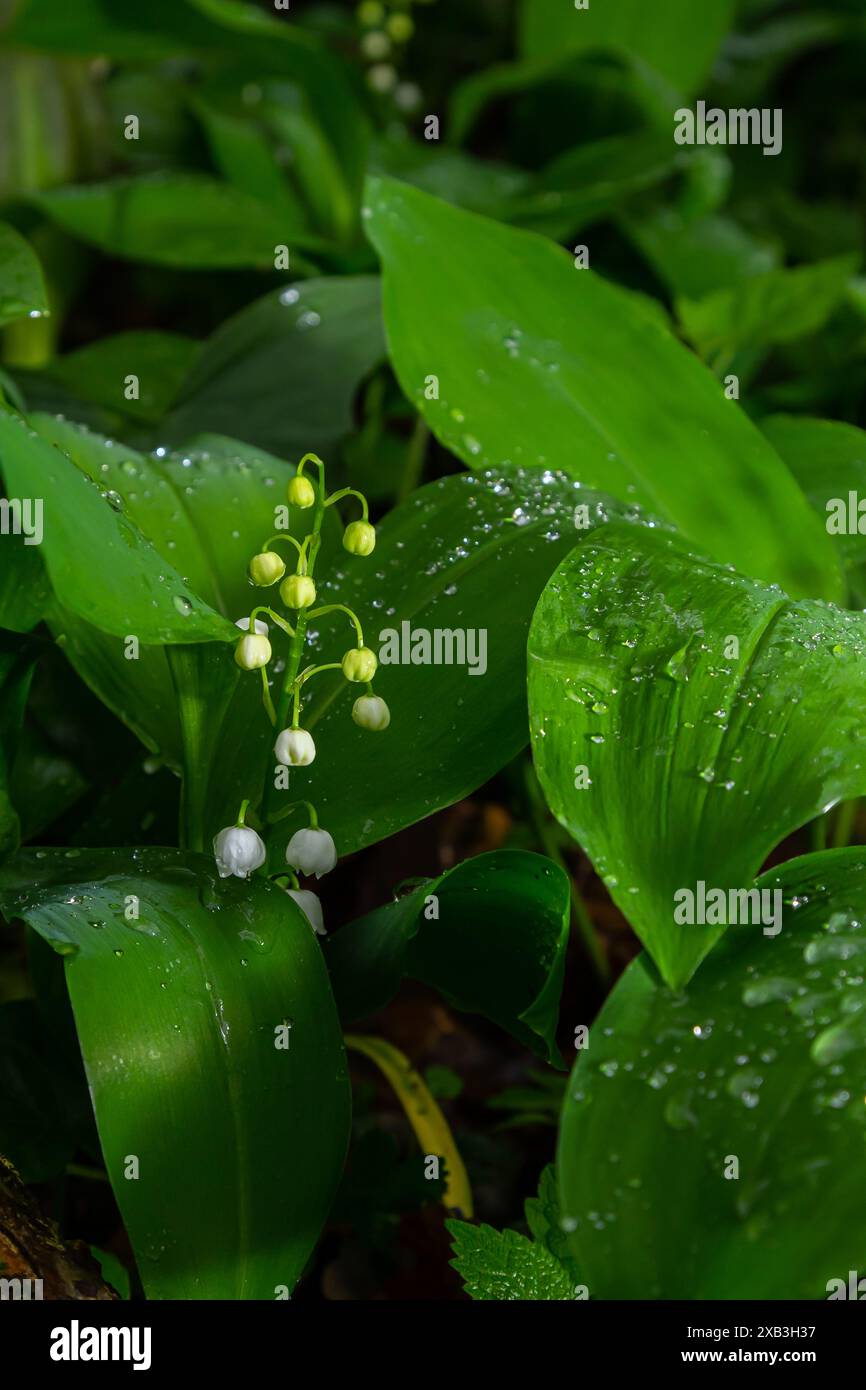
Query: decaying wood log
0 1155 119 1300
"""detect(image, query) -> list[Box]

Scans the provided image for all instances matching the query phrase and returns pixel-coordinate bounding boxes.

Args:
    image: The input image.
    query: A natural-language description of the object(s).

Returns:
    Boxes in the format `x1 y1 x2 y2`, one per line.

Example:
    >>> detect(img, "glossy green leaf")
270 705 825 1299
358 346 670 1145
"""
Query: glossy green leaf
0 409 236 644
678 255 859 361
519 0 736 93
0 847 350 1299
0 221 48 327
558 849 866 1299
528 523 866 988
364 176 840 602
762 413 866 607
162 277 385 460
34 174 326 268
327 850 570 1064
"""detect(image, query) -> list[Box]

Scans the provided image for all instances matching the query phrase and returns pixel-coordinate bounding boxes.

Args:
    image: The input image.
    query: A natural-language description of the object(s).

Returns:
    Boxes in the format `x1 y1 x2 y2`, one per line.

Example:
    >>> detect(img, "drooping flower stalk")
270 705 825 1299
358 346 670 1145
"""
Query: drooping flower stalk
218 451 391 923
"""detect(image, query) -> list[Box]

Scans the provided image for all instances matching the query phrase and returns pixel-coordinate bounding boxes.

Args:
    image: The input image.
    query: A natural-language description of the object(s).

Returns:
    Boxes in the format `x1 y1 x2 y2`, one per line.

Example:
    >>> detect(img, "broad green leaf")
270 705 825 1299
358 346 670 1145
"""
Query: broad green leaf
558 849 866 1299
246 470 657 864
0 409 236 644
364 176 840 602
327 850 570 1064
0 221 48 327
162 277 385 460
762 413 866 607
0 847 350 1299
34 174 327 268
678 255 859 361
528 523 866 988
19 332 199 426
519 0 736 94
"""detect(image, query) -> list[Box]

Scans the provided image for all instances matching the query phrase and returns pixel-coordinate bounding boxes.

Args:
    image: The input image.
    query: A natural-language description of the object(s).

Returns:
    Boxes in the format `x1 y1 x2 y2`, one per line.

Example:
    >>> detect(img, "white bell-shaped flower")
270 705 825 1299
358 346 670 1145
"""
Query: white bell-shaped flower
287 888 325 935
213 825 266 879
285 827 337 879
274 727 316 767
352 694 390 730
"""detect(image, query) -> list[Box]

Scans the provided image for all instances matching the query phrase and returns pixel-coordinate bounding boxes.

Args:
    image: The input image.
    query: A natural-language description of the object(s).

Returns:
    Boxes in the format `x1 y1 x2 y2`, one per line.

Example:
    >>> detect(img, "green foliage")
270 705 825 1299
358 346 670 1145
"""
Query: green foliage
364 175 840 602
448 1166 579 1301
529 524 866 988
0 847 350 1299
558 850 866 1299
327 850 570 1063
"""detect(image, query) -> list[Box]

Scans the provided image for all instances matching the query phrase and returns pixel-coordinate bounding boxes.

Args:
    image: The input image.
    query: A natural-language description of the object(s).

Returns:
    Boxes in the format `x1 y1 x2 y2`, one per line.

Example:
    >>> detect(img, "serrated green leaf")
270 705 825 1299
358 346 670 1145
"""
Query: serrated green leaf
447 1220 575 1301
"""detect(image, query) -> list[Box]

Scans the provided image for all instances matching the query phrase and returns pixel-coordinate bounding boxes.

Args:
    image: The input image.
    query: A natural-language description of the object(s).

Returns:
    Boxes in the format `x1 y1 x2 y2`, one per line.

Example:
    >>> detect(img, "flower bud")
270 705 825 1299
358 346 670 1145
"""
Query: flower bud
275 727 316 767
343 520 376 556
352 694 390 730
213 825 266 879
341 646 377 683
235 632 272 670
285 827 337 878
280 574 317 609
248 551 285 586
235 616 269 635
287 475 315 508
287 887 325 936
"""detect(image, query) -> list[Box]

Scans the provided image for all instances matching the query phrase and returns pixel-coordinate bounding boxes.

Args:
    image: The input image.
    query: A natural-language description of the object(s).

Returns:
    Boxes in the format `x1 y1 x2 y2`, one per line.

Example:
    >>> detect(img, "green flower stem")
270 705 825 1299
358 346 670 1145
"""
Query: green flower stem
307 603 364 646
297 453 326 485
260 475 327 851
297 662 343 687
237 798 250 826
324 486 369 520
266 799 318 829
250 605 295 639
262 533 306 563
260 668 277 726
